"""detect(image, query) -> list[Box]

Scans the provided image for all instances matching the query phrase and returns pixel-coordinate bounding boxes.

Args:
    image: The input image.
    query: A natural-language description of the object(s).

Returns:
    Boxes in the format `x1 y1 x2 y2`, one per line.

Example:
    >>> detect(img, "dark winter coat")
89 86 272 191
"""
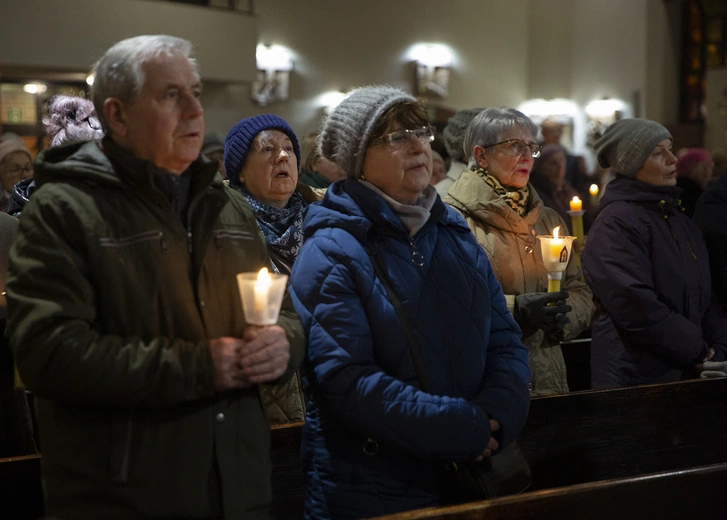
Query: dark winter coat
6 138 305 520
583 176 727 389
289 179 530 519
694 174 727 307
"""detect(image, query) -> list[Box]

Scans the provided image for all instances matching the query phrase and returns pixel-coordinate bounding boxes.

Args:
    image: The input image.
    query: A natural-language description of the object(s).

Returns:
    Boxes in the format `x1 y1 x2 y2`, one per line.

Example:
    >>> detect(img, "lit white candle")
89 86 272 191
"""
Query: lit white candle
254 267 271 314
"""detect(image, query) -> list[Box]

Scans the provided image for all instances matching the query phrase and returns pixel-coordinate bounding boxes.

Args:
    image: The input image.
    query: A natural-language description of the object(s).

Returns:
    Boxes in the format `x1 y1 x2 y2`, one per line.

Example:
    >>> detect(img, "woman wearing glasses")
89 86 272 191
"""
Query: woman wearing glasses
289 87 530 519
0 134 33 212
6 95 104 217
444 107 594 396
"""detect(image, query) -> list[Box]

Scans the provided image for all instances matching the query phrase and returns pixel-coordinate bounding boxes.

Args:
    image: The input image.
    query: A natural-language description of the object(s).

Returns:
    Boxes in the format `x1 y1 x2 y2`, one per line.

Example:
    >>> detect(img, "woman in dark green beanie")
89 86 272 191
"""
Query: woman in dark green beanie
583 118 727 389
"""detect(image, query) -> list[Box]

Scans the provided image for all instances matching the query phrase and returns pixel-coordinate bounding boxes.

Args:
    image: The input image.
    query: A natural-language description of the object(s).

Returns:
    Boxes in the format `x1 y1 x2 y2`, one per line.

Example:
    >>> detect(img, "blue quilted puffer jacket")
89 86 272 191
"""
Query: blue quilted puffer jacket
290 179 531 519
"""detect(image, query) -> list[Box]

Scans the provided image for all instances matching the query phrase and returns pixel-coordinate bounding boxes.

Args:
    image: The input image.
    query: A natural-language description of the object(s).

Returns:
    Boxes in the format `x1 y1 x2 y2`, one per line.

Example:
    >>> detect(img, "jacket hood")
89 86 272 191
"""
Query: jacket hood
34 137 222 195
600 176 683 214
303 178 457 243
34 139 119 188
445 168 543 235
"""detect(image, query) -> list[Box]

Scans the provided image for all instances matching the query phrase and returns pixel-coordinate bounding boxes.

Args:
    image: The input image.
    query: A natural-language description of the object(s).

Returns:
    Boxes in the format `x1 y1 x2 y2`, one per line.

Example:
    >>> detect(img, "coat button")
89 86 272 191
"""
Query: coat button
200 300 206 307
215 413 225 423
525 245 534 253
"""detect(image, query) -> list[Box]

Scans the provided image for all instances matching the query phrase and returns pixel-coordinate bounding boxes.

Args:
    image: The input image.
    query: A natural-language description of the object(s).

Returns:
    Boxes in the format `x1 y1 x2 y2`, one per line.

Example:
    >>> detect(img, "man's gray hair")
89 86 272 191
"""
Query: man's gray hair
463 107 538 168
92 35 197 133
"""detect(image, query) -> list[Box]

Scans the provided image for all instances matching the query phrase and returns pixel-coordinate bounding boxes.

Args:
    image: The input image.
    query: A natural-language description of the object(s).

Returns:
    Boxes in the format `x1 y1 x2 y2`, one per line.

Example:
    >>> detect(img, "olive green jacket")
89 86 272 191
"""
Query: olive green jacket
6 139 305 519
444 169 594 395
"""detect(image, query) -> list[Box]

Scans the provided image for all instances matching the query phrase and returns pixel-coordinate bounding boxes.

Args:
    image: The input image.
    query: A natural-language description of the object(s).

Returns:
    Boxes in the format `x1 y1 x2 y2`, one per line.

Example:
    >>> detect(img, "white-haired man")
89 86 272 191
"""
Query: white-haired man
6 35 305 519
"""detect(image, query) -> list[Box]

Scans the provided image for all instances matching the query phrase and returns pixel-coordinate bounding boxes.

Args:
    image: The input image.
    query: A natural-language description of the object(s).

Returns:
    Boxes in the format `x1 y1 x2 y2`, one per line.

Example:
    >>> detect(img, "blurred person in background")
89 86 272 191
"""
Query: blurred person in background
0 134 33 212
430 150 447 185
6 95 103 217
676 148 713 217
435 108 484 197
298 132 346 188
201 132 225 176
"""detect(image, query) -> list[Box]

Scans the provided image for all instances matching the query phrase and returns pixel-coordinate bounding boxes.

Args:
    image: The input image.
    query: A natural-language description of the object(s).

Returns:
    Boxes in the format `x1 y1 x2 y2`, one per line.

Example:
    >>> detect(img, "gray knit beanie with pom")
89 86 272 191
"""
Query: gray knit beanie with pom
443 108 484 161
595 118 672 177
318 85 416 179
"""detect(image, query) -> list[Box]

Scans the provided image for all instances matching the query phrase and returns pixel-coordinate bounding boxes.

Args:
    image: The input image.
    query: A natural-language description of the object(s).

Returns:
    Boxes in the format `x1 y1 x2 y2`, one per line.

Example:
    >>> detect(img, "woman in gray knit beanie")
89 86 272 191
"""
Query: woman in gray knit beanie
583 117 727 389
290 86 530 518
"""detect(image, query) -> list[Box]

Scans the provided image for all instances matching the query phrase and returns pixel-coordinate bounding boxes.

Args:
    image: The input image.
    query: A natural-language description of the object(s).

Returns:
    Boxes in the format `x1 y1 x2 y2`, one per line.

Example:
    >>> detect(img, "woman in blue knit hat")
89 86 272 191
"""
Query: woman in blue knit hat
224 114 325 276
583 118 727 389
224 114 324 424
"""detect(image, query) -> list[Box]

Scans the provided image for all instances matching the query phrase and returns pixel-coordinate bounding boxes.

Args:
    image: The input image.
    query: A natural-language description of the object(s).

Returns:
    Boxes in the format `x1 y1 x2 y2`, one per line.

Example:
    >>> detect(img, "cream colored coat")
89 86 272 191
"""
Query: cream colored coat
444 169 594 395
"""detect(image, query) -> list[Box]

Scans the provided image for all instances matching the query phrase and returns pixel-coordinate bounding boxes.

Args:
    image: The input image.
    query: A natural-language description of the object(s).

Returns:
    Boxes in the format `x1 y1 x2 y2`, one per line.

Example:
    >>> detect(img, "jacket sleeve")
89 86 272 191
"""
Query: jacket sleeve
583 212 710 367
291 234 500 461
694 194 727 308
468 248 531 449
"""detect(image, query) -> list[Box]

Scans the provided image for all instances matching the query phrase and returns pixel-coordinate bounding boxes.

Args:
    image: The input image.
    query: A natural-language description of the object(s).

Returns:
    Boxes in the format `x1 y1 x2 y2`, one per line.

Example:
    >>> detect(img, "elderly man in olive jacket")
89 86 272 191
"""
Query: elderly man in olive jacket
6 35 305 520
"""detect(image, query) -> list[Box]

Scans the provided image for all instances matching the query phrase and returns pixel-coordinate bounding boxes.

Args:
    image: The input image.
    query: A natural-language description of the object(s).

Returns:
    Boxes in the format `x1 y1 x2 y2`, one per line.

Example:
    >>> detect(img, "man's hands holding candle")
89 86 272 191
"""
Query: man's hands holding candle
514 291 572 339
210 325 291 391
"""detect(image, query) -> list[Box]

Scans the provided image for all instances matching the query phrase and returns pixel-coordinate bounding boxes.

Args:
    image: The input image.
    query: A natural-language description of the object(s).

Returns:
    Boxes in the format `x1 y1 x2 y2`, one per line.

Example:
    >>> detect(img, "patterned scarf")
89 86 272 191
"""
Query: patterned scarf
472 166 530 216
240 189 306 273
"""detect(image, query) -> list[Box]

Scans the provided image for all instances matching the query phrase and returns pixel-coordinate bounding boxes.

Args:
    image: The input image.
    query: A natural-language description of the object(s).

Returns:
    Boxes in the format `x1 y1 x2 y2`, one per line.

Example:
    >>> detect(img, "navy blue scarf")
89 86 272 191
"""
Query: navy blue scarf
239 188 306 273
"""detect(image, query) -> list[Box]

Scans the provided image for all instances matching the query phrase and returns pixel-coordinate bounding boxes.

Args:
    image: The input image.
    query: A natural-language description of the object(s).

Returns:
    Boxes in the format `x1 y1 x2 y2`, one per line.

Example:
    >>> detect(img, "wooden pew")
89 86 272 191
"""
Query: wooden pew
373 462 727 519
5 378 726 519
520 377 727 491
269 377 727 518
0 454 43 520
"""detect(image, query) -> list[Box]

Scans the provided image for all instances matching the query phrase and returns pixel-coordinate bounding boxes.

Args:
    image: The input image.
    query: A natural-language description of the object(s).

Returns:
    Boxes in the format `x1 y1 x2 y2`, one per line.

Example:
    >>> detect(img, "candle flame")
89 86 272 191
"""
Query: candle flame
553 226 560 240
572 196 581 204
589 184 599 196
256 267 271 289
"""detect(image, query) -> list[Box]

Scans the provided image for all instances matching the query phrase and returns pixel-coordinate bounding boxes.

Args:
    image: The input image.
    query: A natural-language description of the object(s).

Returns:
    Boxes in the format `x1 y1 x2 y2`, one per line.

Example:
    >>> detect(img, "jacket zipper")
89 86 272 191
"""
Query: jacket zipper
100 230 166 250
409 237 424 266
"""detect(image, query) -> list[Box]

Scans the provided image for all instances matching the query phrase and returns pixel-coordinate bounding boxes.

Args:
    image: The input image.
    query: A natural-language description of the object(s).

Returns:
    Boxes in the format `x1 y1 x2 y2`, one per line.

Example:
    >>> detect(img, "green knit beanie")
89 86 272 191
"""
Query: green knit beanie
595 118 672 177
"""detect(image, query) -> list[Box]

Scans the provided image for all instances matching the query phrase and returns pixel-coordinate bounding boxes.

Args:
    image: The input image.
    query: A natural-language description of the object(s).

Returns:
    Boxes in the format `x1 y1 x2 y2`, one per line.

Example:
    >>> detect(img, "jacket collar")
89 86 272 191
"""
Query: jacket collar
445 168 543 234
101 136 221 207
600 176 684 214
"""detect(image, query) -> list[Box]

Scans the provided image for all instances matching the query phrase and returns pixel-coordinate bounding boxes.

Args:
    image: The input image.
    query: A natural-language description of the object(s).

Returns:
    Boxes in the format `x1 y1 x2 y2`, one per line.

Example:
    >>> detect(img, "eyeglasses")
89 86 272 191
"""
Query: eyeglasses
3 165 32 176
82 114 102 131
370 126 435 149
482 139 542 158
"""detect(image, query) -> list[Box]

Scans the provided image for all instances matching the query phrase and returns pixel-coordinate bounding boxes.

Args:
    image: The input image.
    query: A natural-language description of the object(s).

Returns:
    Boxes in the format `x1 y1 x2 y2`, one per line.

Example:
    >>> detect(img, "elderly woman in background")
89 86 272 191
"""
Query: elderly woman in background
430 150 447 185
528 143 580 231
6 95 103 217
289 86 530 519
0 134 33 212
584 119 727 388
224 114 322 424
675 148 713 217
444 107 594 396
298 132 346 188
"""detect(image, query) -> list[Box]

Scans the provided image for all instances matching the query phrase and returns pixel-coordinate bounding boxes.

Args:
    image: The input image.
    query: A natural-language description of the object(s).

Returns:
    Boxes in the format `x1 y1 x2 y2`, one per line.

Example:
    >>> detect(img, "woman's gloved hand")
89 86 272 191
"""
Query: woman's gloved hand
514 291 572 339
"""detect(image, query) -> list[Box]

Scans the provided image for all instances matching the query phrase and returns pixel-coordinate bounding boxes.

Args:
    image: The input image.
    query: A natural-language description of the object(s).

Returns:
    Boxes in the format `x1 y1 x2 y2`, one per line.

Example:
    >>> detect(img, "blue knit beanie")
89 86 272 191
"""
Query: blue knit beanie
224 114 301 186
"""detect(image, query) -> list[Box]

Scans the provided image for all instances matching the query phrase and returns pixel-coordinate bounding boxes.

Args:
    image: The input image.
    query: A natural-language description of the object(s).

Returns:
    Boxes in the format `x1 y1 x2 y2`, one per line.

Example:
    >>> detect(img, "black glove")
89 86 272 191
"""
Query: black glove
514 291 572 339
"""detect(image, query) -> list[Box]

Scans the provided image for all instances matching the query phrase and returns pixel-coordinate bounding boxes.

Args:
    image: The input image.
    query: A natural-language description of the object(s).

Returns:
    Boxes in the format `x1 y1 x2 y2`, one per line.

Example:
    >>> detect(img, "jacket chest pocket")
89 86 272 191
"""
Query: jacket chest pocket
99 230 168 252
212 229 257 250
